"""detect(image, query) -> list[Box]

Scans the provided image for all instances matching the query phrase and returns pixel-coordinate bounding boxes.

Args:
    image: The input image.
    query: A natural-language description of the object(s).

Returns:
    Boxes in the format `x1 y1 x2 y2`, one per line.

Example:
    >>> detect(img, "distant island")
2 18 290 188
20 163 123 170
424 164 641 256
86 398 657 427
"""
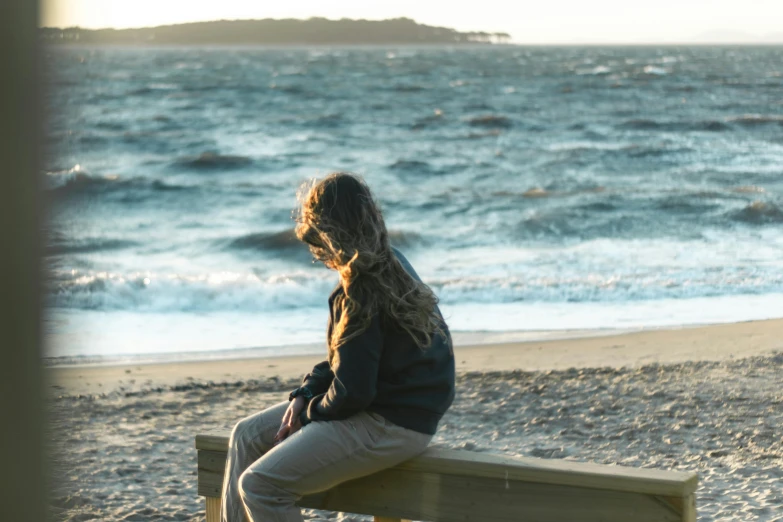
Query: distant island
40 17 511 46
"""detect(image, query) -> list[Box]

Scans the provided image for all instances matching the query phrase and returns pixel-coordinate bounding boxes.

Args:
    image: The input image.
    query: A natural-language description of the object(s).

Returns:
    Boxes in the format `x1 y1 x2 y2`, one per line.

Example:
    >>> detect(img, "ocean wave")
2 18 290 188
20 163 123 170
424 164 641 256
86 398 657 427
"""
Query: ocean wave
127 83 180 96
545 141 629 152
669 85 696 92
388 159 436 175
655 195 722 215
617 119 663 130
45 167 191 194
727 114 783 127
174 152 254 171
77 133 110 145
44 46 783 328
729 201 783 224
411 109 445 130
225 228 425 257
576 65 612 76
387 159 468 177
46 262 783 314
310 113 344 128
461 129 503 139
45 165 113 190
523 187 549 198
618 119 730 132
148 180 191 192
623 144 694 158
180 84 227 93
94 121 127 131
463 102 494 111
516 210 586 239
430 270 783 305
513 198 714 241
577 201 617 212
466 115 513 129
492 186 607 199
47 237 139 256
393 84 426 92
285 113 346 129
227 229 306 255
642 65 669 76
387 230 426 248
46 268 334 312
543 141 693 159
732 186 766 194
268 83 307 95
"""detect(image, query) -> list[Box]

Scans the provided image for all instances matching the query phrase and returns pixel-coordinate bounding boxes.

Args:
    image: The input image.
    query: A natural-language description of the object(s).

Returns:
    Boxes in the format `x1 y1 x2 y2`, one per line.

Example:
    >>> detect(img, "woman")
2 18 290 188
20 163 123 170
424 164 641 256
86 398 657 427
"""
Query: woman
220 172 456 522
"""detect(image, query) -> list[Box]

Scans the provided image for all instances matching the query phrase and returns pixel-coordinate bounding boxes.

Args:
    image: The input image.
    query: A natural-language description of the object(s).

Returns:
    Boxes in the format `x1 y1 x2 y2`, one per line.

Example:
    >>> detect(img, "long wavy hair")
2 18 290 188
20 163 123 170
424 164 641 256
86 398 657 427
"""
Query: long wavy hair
294 172 443 351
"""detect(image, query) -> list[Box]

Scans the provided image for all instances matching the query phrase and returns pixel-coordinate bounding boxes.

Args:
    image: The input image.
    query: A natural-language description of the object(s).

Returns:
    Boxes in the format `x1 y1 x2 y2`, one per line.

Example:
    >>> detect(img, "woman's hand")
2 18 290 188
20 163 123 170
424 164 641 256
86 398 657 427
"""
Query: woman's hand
274 396 306 445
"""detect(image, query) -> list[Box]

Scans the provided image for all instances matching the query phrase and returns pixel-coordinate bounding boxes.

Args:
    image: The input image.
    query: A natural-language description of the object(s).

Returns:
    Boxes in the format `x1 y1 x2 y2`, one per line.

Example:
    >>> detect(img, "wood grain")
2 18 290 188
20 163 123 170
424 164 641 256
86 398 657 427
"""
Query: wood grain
197 435 698 521
195 437 698 497
205 496 220 522
198 455 692 521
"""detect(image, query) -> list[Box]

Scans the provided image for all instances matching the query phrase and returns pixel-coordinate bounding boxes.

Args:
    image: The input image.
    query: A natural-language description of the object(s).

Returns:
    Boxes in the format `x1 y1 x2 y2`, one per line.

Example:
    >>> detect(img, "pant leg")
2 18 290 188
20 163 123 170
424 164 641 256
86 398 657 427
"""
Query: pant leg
221 401 289 522
238 410 432 522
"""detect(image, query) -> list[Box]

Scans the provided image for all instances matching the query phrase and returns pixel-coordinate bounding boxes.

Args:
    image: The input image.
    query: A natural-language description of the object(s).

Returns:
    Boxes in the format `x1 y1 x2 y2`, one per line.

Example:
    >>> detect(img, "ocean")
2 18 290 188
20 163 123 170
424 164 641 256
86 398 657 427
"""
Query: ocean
43 45 783 363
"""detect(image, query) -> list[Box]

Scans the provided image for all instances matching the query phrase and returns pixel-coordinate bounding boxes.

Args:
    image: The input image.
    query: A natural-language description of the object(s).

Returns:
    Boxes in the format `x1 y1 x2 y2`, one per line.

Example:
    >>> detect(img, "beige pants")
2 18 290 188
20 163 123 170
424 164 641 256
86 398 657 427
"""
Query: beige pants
220 401 433 522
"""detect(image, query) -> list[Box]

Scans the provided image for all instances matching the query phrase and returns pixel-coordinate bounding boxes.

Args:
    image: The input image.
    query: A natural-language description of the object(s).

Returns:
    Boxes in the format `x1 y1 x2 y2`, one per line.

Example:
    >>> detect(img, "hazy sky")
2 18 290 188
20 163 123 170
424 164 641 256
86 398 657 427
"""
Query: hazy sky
41 0 783 44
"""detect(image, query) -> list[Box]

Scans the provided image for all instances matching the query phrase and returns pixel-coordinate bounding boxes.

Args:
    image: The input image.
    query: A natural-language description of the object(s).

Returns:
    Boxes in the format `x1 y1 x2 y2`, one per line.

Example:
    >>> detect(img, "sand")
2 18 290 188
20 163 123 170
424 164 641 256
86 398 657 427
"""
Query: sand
47 318 783 396
46 318 783 521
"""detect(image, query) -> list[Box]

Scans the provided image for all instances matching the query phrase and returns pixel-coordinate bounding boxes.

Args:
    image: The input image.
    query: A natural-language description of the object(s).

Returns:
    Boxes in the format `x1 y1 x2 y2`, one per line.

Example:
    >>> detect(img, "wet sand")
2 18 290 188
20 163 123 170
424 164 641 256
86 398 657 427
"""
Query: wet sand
46 318 783 521
48 318 782 396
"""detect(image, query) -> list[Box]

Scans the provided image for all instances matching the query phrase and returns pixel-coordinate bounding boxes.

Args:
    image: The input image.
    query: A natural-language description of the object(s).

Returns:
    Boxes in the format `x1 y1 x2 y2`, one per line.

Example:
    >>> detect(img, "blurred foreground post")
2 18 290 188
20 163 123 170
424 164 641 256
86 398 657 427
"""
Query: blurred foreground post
0 0 46 521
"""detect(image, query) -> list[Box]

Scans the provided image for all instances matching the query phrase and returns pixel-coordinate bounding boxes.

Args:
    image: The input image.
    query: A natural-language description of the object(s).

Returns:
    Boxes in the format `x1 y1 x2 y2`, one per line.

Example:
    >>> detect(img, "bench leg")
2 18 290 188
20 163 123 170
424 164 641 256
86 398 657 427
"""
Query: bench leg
657 494 697 522
206 497 221 522
682 494 696 522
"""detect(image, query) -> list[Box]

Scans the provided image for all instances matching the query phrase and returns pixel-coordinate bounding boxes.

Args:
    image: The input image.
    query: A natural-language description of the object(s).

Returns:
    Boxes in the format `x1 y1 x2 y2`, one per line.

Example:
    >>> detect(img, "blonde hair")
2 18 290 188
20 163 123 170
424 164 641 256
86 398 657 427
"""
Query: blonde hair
294 172 444 351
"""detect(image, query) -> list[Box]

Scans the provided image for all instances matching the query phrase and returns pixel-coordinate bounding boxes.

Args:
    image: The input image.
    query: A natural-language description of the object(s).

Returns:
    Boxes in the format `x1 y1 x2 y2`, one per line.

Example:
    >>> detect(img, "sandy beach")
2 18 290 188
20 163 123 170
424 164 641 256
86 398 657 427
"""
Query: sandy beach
47 318 783 521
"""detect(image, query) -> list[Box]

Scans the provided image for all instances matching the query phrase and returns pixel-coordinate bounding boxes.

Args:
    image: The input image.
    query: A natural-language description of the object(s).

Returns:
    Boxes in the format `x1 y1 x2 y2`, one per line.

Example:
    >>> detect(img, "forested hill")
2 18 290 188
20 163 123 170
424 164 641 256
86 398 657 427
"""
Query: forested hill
41 17 512 45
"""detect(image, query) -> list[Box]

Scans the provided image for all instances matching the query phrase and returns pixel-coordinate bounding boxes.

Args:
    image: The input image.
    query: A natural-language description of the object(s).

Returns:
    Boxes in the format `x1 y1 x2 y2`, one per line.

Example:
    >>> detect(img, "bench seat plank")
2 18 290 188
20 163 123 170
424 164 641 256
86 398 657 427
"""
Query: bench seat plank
197 464 684 522
195 433 697 497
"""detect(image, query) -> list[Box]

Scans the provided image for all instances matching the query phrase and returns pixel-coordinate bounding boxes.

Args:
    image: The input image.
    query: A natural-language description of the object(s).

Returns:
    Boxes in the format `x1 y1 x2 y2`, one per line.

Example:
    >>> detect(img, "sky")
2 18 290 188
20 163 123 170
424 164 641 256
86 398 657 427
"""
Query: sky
41 0 783 44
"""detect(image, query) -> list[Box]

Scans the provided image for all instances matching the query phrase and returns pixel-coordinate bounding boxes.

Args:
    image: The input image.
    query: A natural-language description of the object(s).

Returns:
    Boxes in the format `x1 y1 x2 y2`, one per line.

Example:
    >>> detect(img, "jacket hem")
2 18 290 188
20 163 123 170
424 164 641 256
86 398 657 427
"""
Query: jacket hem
367 405 444 435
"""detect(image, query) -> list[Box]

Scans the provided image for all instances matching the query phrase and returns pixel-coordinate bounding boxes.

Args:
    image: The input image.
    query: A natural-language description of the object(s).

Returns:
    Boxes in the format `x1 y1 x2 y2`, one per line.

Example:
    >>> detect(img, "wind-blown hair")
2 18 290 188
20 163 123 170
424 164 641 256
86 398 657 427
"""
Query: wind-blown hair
294 172 443 351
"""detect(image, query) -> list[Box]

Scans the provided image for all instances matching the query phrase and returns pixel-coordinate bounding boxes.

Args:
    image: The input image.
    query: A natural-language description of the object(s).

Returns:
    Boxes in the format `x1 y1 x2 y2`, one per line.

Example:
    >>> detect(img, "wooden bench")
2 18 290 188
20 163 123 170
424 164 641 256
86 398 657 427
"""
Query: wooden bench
196 431 697 522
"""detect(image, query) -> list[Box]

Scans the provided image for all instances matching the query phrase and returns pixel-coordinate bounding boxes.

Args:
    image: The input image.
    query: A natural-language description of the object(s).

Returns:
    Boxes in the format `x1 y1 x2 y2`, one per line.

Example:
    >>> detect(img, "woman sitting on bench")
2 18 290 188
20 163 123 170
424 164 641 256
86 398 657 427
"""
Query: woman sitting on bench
220 172 456 522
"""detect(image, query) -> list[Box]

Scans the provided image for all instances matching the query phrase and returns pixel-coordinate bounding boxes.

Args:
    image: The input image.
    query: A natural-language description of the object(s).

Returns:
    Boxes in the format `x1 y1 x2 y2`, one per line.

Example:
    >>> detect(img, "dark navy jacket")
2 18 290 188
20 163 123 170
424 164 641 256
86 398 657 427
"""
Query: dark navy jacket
297 247 455 435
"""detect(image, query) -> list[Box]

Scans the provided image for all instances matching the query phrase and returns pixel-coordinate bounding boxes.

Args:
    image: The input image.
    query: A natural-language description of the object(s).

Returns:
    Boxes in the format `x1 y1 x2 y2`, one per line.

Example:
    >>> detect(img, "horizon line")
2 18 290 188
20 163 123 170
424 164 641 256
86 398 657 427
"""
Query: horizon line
38 17 783 45
39 15 503 32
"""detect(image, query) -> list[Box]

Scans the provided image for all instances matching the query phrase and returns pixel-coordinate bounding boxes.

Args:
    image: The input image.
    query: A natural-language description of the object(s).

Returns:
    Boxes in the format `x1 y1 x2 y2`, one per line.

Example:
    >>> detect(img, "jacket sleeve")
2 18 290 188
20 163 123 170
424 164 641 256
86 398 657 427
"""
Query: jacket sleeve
300 360 334 396
300 313 382 425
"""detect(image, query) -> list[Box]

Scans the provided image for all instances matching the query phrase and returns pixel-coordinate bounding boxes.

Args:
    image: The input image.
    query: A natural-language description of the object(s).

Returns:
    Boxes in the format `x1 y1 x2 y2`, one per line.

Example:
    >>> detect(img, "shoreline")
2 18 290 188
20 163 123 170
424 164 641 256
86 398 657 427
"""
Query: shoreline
46 317 783 396
41 324 652 368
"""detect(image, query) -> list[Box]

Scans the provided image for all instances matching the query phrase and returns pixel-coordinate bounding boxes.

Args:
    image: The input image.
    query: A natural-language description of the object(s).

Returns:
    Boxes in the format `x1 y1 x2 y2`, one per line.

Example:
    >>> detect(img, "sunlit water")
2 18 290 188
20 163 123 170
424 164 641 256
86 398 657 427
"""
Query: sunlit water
43 45 783 362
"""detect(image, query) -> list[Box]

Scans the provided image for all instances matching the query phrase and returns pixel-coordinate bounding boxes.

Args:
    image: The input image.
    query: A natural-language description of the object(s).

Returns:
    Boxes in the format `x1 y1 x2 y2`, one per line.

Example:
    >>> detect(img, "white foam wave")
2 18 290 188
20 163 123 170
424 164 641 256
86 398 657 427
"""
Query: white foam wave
545 141 630 152
49 268 336 312
44 293 783 359
48 232 783 314
441 293 783 332
44 164 119 189
577 65 611 76
643 65 669 75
